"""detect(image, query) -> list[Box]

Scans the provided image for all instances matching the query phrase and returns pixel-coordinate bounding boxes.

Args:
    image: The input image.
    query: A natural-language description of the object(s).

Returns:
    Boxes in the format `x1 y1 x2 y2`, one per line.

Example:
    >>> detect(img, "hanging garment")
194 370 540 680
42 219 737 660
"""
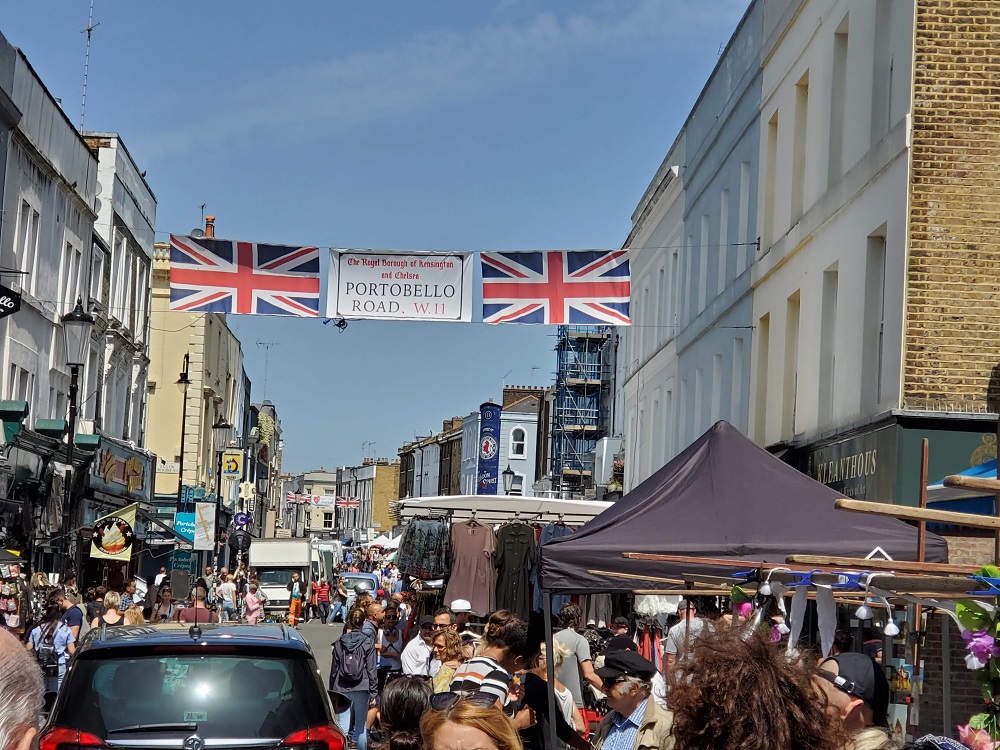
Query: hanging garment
395 517 450 580
446 520 496 617
584 593 613 628
531 523 574 613
495 522 537 620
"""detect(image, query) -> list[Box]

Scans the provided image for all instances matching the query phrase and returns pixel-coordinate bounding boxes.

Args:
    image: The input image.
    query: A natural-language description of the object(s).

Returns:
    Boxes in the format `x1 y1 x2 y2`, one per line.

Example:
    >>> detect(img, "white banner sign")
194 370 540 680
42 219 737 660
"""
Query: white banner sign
193 502 216 551
326 250 473 322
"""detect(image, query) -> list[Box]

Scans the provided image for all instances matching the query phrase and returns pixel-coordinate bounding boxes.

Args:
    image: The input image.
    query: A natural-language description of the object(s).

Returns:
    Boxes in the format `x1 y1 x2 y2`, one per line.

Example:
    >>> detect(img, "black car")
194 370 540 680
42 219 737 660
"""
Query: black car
39 623 344 750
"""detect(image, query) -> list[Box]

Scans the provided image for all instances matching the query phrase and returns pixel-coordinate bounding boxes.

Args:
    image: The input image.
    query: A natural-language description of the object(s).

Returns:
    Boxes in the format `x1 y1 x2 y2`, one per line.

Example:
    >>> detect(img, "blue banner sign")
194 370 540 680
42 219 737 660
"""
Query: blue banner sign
476 402 501 495
174 512 196 542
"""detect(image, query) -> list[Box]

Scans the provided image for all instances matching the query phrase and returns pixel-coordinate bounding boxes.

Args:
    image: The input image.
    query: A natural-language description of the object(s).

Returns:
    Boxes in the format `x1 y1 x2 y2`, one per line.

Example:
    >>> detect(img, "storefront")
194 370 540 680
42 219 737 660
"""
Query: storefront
82 436 155 587
786 413 997 507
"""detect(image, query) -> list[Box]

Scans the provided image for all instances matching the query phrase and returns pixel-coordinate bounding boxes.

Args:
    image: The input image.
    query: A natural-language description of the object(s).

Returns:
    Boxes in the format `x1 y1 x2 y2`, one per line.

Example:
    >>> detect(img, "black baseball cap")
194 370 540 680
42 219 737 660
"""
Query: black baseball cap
819 653 889 726
596 650 657 683
419 615 434 629
612 616 629 628
603 634 637 654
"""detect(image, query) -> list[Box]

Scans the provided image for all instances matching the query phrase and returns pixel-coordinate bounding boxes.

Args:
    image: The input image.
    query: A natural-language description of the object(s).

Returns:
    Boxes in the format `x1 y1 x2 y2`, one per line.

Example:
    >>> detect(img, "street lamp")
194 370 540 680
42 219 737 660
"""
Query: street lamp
502 464 515 494
61 297 94 576
176 354 190 507
212 415 233 569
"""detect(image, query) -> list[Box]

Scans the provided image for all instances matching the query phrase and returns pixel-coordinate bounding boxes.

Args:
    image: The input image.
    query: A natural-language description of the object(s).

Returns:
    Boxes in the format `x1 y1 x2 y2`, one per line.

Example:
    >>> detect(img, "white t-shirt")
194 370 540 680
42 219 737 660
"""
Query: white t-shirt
217 581 237 605
401 635 433 676
380 627 404 671
664 616 707 659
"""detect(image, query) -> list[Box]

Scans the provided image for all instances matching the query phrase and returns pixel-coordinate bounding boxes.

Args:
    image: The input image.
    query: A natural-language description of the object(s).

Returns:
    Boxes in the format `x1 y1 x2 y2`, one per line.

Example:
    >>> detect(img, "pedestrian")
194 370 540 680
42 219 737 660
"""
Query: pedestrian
58 588 84 641
90 591 126 629
553 603 603 710
203 566 217 608
591 650 674 750
378 606 405 690
286 572 304 627
25 588 76 708
177 586 219 624
420 694 522 750
307 575 320 623
401 616 436 677
244 582 264 625
119 579 137 612
86 586 107 622
0 627 45 750
519 640 590 750
217 574 238 623
330 575 349 624
124 607 146 625
379 676 432 750
142 575 157 620
317 577 332 624
62 574 81 605
430 629 464 694
154 566 168 588
664 599 706 676
153 588 177 622
448 609 539 711
668 627 843 750
815 652 890 739
330 607 378 750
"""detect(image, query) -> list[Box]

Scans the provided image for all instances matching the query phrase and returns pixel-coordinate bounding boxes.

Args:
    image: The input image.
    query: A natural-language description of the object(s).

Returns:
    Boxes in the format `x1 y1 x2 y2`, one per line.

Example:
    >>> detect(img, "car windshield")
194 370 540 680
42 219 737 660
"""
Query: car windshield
54 653 329 739
256 569 298 586
341 576 375 592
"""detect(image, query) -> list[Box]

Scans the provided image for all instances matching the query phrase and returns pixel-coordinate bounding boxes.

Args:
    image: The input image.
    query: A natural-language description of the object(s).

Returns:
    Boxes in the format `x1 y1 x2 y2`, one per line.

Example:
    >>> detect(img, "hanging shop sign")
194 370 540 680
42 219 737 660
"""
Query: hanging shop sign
90 438 153 503
222 450 243 479
90 503 138 561
193 501 216 551
327 250 474 322
0 283 22 321
476 403 501 496
174 511 196 542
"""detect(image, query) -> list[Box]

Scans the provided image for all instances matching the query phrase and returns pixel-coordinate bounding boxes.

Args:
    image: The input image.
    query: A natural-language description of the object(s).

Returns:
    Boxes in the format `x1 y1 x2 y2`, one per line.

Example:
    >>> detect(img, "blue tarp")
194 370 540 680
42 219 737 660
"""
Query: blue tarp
927 459 997 504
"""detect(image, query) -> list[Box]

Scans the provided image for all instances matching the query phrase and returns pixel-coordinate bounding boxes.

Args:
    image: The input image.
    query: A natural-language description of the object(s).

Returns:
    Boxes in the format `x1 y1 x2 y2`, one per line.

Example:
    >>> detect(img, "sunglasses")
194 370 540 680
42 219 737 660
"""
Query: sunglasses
433 623 450 630
429 692 498 711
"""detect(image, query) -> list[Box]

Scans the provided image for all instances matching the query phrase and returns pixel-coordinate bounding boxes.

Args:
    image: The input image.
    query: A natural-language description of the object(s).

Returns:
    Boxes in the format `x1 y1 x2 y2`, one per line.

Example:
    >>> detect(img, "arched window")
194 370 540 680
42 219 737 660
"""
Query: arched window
510 427 526 457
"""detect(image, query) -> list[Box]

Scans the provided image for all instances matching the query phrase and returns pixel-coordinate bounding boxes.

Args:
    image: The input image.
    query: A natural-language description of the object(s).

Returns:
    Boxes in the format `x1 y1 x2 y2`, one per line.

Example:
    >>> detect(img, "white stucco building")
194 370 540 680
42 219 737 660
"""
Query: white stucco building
460 388 542 496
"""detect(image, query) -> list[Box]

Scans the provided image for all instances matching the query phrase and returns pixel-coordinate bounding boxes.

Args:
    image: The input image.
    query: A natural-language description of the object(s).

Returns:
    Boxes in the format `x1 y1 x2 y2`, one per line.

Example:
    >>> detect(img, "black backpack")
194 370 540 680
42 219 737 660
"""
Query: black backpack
335 637 366 685
36 624 59 677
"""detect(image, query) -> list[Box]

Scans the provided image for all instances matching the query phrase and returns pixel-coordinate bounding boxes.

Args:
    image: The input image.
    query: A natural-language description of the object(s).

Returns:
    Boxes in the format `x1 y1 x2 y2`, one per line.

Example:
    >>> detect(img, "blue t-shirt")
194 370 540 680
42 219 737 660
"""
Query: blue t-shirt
345 552 354 564
30 622 75 667
61 606 84 631
290 581 302 600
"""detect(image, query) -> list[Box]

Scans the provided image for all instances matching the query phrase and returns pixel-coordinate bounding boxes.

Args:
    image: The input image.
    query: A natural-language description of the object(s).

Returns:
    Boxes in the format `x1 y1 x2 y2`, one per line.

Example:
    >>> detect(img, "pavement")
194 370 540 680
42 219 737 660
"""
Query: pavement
297 618 345 684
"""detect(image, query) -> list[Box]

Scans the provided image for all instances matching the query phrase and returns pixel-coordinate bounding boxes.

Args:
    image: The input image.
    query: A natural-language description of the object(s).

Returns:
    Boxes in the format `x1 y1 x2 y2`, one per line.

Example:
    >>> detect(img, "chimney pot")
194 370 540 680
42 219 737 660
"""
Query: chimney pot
205 215 216 238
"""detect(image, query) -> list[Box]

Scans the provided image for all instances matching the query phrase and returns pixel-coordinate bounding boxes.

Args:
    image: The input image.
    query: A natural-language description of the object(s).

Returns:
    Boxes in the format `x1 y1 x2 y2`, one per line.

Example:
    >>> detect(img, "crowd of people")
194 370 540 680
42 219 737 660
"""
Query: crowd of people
321 595 974 750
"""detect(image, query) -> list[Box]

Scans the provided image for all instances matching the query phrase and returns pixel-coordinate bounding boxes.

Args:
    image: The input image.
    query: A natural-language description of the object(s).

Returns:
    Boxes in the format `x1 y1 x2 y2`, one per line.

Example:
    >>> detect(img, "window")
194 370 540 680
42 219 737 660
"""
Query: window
737 161 751 274
60 242 82 313
510 427 526 458
791 71 809 222
718 189 729 296
8 364 34 404
323 512 334 530
862 232 887 410
782 291 800 439
763 112 778 250
90 245 105 303
699 214 709 311
754 314 770 442
829 18 849 186
15 200 40 294
819 266 840 424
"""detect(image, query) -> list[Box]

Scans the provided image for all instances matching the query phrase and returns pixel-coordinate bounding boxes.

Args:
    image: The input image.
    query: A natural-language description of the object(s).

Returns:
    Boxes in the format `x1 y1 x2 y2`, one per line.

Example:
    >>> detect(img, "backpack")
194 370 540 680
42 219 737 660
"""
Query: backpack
335 637 366 685
76 603 92 640
35 624 60 677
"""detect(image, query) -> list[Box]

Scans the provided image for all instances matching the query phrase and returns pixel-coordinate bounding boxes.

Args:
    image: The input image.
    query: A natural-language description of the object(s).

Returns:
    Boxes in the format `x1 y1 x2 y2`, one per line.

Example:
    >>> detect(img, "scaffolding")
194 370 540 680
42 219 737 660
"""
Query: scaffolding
551 325 611 494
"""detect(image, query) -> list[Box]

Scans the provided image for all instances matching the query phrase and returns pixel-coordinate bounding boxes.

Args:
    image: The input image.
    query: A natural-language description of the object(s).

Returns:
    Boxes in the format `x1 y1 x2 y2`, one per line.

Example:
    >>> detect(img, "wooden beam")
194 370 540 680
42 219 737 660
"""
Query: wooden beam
943 474 1000 494
785 555 979 575
835 498 1000 529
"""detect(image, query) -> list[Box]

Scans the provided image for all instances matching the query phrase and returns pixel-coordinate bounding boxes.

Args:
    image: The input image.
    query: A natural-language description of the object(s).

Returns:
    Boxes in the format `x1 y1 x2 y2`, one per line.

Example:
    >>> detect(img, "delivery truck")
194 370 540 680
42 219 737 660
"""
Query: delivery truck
248 538 312 616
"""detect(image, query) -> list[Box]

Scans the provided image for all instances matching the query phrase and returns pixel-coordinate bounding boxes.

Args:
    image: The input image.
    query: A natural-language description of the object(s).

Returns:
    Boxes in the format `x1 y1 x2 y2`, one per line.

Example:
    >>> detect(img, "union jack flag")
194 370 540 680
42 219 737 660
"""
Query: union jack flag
169 234 321 317
481 250 631 325
336 496 360 509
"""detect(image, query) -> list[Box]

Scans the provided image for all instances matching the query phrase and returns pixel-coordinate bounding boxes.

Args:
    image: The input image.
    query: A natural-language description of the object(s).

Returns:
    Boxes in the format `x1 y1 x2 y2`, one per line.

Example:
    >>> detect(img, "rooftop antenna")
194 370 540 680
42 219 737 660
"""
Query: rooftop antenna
256 341 281 400
79 0 101 132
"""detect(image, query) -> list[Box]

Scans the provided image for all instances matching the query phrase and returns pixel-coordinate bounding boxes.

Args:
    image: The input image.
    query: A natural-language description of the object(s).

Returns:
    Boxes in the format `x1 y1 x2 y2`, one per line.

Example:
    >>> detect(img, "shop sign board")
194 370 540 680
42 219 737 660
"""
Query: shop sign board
476 402 501 495
193 502 216 551
174 512 196 542
90 438 153 503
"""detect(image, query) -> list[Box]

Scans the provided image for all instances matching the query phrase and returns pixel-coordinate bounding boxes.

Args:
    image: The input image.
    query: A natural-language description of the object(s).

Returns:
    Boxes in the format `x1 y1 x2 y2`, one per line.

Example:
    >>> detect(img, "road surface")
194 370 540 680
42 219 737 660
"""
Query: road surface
299 618 344 684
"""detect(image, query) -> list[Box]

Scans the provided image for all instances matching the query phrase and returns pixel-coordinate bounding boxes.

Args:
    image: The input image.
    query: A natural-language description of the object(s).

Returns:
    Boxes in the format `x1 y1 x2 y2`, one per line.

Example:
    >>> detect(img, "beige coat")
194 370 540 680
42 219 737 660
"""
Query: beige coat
592 697 675 750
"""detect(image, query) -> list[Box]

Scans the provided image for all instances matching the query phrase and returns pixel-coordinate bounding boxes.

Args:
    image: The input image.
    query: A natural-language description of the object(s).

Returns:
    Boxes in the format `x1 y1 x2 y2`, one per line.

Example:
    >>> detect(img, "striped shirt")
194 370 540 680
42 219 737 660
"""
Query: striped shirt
601 699 647 750
448 655 511 708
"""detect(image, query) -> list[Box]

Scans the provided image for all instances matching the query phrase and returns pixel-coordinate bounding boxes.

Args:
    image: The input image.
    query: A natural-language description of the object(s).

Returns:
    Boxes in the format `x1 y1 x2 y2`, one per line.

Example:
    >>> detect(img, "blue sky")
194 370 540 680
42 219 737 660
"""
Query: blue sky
3 0 747 472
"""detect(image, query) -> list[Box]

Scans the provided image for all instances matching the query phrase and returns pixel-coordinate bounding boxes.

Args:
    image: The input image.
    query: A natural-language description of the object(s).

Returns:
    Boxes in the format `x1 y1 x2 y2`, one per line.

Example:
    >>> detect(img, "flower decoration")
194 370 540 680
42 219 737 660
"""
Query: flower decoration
955 565 1000 748
958 724 1000 750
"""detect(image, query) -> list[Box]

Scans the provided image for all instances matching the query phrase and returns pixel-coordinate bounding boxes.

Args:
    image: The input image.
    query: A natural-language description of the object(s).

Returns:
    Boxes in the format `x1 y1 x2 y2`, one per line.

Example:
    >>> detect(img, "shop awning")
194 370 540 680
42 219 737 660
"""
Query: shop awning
927 459 996 504
396 494 611 525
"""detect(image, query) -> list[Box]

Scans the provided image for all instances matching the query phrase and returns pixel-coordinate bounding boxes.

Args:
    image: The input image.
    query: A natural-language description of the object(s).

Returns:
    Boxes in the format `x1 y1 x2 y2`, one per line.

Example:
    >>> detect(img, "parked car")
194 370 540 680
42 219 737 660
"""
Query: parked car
340 572 380 611
40 623 343 750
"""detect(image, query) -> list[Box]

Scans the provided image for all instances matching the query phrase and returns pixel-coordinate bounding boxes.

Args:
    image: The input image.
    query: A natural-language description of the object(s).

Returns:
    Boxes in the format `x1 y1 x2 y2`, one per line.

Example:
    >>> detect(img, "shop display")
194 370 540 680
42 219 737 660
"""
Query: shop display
446 518 496 617
0 563 24 632
395 516 451 580
495 520 536 620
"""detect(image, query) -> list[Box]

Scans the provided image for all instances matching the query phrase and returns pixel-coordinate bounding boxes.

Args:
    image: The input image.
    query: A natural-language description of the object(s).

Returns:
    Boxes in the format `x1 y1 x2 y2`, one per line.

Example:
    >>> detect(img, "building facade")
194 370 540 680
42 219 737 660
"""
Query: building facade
82 133 156 446
397 417 463 499
459 388 542 496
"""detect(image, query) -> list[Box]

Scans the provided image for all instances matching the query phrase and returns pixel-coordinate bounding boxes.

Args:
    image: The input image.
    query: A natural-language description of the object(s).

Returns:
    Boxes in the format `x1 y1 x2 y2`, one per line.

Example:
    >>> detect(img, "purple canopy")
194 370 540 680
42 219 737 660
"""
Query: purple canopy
540 421 948 593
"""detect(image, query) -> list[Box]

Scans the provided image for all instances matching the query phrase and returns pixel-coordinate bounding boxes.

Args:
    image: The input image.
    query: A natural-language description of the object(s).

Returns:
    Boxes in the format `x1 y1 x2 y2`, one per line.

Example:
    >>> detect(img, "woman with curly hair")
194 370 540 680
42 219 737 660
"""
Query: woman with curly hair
431 629 465 694
669 627 846 750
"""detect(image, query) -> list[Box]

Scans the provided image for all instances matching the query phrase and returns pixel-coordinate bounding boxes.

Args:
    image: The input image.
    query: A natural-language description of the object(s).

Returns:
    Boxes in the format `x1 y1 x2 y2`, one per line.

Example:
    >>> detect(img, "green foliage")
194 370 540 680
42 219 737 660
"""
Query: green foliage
957 600 992 632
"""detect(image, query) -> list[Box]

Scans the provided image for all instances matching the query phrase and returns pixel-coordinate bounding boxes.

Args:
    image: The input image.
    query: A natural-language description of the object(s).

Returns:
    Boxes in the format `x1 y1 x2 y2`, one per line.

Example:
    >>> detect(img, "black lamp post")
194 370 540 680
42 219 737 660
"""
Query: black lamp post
212 415 233 569
61 297 94 576
502 464 515 495
176 354 190 507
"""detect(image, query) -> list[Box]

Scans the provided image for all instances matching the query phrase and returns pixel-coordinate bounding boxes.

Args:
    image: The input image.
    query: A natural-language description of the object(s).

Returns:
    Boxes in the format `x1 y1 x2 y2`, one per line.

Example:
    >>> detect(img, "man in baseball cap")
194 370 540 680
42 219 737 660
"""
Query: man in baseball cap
816 652 889 732
592 651 673 750
610 616 630 637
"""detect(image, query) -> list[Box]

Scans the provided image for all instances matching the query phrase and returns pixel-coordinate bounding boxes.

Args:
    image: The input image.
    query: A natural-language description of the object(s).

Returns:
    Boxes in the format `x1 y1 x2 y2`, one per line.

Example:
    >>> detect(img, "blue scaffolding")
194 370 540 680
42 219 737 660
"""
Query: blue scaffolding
551 325 610 492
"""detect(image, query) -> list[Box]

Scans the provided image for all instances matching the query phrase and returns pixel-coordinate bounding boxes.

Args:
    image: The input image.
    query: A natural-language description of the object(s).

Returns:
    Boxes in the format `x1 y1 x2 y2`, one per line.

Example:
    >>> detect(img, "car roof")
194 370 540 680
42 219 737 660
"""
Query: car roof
78 623 313 655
